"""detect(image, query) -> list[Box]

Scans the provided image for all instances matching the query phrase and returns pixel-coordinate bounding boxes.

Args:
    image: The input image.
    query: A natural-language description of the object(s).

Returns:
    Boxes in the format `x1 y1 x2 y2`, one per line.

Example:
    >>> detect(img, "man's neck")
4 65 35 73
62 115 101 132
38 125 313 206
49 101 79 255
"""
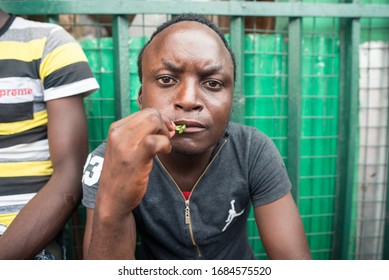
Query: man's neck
156 147 216 192
0 10 11 29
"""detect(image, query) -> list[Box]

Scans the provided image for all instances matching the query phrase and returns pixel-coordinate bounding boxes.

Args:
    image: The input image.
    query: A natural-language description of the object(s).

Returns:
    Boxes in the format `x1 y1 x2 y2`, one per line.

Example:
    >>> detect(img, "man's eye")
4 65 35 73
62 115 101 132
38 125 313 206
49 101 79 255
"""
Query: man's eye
204 80 223 90
157 76 175 85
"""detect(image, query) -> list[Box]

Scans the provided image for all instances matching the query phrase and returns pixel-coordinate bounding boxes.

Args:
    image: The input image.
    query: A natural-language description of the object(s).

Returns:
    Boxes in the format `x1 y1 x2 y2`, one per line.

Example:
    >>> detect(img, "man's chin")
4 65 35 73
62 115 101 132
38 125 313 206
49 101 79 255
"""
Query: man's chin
170 141 215 156
171 146 203 156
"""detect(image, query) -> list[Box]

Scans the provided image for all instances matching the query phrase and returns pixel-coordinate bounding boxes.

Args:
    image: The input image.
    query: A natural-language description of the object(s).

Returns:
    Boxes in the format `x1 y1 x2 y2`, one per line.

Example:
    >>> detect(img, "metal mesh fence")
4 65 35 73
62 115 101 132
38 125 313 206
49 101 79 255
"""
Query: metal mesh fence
355 16 389 260
243 29 289 259
7 0 389 260
64 12 389 260
299 17 340 260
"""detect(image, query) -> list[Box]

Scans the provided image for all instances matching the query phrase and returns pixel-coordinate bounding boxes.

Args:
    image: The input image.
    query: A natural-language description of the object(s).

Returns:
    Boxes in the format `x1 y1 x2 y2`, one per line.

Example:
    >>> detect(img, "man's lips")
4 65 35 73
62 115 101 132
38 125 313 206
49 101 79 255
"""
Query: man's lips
174 119 206 133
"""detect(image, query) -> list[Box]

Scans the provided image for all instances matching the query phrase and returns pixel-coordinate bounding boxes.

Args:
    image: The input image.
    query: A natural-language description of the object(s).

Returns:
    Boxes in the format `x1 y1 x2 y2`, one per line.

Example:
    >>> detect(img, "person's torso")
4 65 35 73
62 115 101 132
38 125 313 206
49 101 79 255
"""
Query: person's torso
82 122 292 259
0 15 98 225
0 16 57 212
134 123 257 260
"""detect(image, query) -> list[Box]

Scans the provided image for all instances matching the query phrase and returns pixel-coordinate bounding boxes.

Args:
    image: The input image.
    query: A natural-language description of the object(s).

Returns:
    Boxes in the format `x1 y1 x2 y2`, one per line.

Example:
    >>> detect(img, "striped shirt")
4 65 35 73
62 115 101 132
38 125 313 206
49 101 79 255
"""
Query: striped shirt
0 15 99 227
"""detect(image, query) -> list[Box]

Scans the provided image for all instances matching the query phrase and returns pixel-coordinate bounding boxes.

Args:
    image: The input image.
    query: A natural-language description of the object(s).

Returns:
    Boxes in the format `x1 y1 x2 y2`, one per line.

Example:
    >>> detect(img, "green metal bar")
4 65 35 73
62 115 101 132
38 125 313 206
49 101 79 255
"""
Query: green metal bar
287 17 302 203
1 1 389 18
45 15 59 24
333 17 360 260
384 103 389 260
229 13 245 124
112 15 131 120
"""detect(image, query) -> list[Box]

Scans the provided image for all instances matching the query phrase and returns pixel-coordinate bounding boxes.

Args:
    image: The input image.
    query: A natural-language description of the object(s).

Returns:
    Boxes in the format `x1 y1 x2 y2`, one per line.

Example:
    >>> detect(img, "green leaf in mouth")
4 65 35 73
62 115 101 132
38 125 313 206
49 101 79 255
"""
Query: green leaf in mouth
175 124 186 134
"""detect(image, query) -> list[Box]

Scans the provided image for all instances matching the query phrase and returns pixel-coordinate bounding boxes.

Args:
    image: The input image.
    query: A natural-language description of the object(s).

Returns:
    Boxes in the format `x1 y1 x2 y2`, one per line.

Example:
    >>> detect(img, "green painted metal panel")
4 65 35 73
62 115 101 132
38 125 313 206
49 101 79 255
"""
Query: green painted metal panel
229 15 245 124
128 37 148 114
243 32 289 259
81 36 145 150
81 38 115 150
300 34 340 260
288 17 302 203
112 15 131 119
242 31 341 259
244 33 287 142
2 1 389 17
333 17 360 259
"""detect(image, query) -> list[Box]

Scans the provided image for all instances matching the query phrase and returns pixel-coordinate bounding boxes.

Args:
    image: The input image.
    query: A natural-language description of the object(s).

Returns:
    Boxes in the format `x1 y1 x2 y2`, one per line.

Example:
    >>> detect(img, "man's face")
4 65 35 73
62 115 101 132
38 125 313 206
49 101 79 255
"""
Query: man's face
139 21 234 155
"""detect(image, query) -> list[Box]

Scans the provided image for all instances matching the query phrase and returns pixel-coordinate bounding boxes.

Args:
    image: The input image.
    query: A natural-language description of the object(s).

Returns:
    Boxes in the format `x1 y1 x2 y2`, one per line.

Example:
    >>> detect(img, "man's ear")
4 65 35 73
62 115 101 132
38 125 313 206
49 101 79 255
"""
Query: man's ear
137 86 143 109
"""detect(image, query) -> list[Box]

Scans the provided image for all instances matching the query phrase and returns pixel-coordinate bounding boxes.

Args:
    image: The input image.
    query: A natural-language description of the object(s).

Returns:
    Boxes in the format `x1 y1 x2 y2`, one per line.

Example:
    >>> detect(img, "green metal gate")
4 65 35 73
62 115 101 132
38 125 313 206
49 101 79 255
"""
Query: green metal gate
2 0 389 260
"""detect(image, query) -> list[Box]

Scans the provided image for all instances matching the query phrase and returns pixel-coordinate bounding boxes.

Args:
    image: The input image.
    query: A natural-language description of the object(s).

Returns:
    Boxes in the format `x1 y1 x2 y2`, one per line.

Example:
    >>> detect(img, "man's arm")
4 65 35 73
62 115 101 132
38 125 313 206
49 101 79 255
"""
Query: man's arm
84 109 175 260
254 192 312 260
83 207 137 259
0 95 88 259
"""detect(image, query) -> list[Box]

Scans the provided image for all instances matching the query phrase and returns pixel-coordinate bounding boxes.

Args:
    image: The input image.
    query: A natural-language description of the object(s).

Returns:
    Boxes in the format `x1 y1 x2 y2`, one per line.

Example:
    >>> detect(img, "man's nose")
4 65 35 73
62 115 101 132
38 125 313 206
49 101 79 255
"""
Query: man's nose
174 80 203 112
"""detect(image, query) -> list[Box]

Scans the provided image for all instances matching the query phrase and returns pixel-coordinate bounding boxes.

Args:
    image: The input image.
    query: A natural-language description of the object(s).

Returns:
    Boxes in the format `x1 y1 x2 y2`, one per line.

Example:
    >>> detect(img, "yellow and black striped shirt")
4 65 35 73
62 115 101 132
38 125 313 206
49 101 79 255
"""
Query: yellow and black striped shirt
0 15 99 227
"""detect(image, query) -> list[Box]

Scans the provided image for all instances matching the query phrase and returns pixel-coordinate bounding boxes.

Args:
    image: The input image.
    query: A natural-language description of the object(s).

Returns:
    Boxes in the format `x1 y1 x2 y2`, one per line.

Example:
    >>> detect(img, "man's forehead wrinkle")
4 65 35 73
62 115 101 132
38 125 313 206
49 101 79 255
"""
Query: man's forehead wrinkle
177 28 191 35
161 59 183 72
161 57 222 73
181 47 197 59
143 22 233 82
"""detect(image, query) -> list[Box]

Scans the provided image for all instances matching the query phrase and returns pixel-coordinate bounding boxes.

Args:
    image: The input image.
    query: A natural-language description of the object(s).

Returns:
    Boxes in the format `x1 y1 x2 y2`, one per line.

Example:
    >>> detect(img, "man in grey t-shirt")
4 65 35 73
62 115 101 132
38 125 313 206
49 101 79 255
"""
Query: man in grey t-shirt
82 13 312 260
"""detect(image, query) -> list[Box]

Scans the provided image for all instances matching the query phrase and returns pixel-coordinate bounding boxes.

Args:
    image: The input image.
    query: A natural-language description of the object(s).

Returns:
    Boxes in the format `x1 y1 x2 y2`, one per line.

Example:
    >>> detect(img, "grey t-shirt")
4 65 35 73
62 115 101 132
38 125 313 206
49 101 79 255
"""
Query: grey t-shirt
82 122 291 259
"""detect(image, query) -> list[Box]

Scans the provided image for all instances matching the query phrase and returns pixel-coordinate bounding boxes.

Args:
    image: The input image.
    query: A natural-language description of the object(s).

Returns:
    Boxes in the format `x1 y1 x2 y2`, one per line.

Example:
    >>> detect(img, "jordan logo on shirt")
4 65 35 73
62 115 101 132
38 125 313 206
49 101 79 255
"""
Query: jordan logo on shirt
222 199 244 232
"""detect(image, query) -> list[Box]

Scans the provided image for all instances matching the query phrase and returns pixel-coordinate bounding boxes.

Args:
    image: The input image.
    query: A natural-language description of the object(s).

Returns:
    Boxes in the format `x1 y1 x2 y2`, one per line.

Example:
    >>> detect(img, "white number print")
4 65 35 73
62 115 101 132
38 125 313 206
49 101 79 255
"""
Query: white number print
82 154 104 186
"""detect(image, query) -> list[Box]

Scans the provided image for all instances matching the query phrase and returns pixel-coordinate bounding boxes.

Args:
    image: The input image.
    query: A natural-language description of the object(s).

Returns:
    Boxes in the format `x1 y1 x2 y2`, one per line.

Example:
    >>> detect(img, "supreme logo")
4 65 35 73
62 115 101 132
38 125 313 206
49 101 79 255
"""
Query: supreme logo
0 88 34 104
0 88 33 98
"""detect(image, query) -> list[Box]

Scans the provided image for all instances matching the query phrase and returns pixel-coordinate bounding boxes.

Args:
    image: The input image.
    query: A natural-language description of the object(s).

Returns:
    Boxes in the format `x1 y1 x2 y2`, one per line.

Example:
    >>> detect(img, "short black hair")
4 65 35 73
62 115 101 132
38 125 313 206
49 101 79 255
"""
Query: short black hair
137 13 236 84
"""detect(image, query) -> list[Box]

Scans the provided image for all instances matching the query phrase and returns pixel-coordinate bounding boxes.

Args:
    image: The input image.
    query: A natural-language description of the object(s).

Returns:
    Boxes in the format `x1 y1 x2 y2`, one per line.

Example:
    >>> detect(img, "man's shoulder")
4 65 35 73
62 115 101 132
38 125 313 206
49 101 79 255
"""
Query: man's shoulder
227 122 269 141
90 141 107 158
13 16 63 32
8 16 72 48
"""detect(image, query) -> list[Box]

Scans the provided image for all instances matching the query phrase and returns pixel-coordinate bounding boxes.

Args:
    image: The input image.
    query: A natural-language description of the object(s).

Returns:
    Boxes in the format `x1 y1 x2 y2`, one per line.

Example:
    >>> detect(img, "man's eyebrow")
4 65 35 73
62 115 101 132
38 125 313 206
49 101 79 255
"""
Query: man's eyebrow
199 65 223 77
161 59 223 77
161 59 183 73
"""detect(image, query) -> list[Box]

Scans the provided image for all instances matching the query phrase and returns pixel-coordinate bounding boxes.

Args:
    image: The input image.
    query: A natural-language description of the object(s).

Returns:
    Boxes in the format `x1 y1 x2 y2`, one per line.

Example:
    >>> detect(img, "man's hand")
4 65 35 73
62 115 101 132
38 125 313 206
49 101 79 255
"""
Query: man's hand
85 109 175 259
96 108 175 218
